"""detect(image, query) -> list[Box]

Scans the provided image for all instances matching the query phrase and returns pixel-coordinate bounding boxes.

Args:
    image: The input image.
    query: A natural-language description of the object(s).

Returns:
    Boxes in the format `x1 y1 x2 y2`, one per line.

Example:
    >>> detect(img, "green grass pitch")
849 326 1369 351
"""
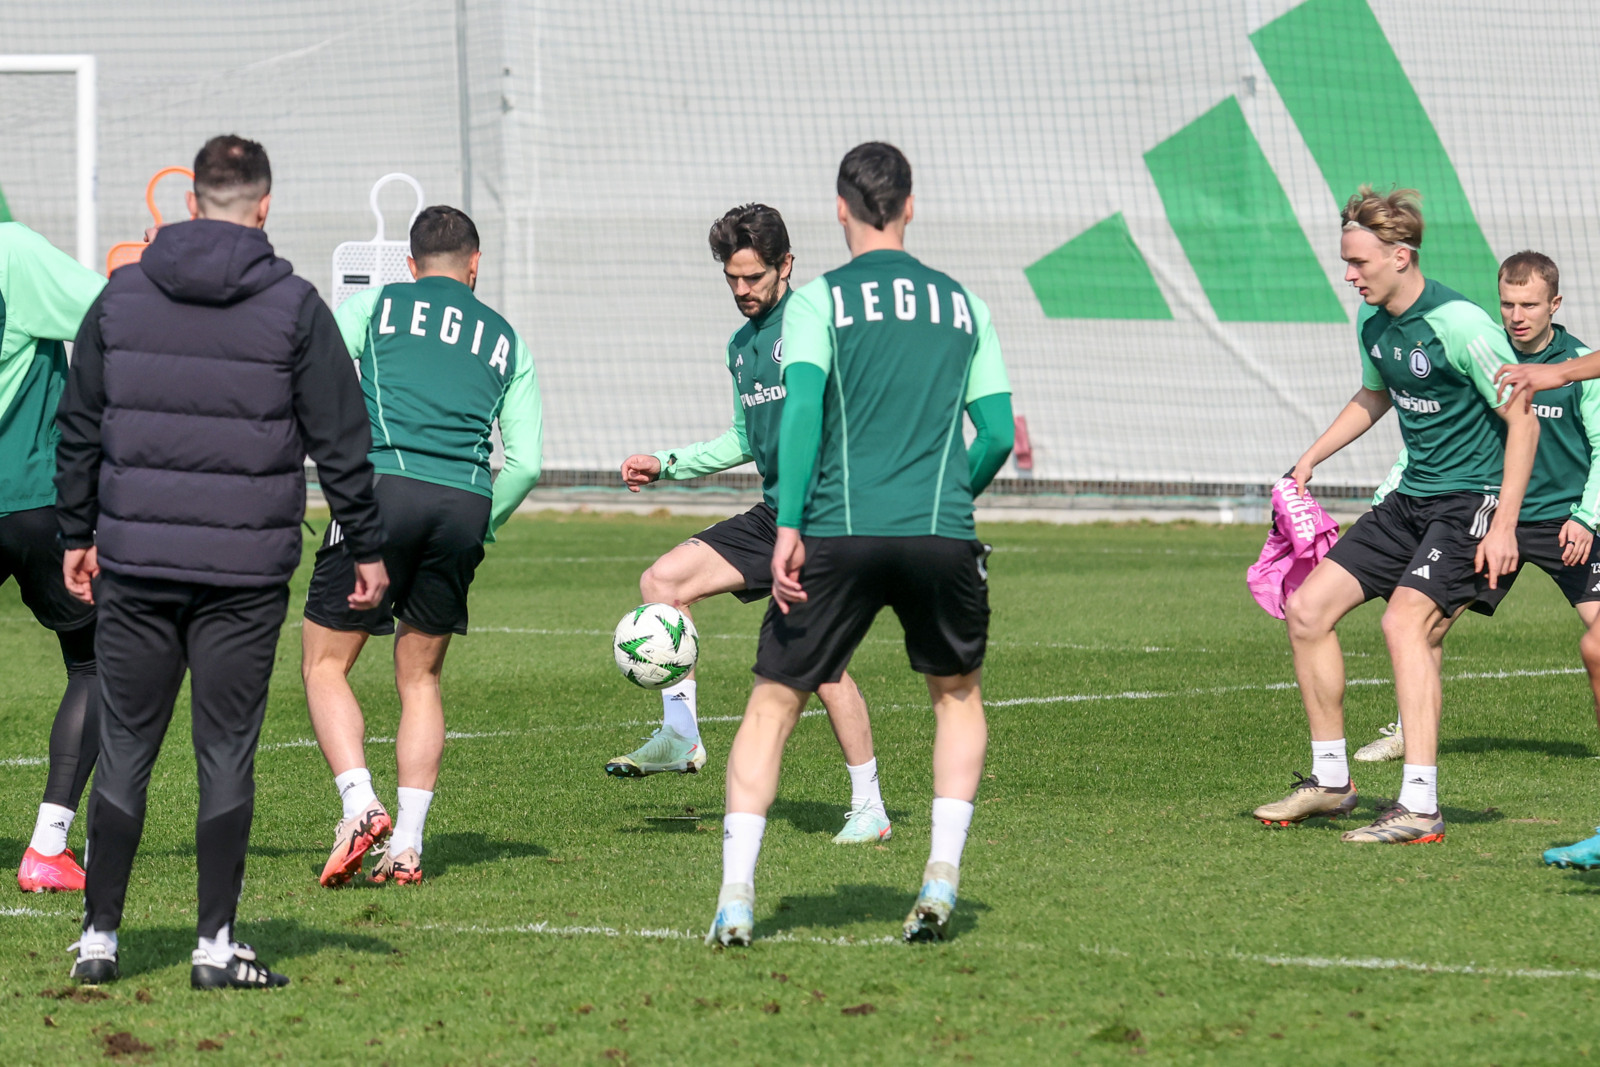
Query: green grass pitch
2 512 1600 1063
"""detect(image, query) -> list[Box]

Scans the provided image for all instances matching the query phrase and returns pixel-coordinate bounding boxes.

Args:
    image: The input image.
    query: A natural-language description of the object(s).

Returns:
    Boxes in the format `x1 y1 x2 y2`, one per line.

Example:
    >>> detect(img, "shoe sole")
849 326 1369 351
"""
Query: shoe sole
71 961 119 985
319 813 393 887
604 759 702 778
833 827 893 845
371 870 422 885
1255 797 1360 827
1343 832 1445 845
1546 858 1600 869
903 910 948 943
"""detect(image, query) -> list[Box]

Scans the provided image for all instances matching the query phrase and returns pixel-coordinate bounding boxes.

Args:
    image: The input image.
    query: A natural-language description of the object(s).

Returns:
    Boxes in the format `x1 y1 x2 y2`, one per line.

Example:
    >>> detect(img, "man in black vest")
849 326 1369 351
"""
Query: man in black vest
54 135 389 989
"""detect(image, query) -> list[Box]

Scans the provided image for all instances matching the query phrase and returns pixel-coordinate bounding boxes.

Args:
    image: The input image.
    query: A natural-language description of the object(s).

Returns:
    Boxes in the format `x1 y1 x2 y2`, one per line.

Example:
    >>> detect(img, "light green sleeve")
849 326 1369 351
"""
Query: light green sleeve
488 335 543 541
652 380 753 479
964 291 1011 403
1373 446 1407 506
333 287 383 360
1429 301 1516 409
1357 304 1384 391
1 223 104 346
780 276 835 375
1573 370 1600 530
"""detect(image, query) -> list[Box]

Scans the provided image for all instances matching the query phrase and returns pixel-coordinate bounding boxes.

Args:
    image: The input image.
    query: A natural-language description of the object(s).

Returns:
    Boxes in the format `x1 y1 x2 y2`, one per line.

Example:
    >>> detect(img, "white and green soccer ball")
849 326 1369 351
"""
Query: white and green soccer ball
613 603 699 689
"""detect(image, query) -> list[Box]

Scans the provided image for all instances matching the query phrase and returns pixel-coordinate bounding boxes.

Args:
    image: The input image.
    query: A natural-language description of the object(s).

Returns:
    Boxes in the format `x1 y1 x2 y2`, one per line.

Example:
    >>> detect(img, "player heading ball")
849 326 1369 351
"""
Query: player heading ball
1252 186 1538 845
706 143 1014 948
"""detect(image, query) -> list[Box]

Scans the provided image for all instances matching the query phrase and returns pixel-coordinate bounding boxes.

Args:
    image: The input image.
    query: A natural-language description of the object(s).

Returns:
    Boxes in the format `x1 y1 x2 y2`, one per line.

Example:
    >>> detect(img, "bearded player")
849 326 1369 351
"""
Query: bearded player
616 204 891 845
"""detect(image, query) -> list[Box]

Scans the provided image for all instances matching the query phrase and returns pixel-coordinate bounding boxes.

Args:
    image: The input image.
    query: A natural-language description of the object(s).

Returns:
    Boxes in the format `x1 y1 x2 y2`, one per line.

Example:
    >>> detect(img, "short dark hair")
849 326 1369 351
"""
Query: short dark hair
837 142 912 230
1500 249 1560 298
410 205 479 264
708 203 790 269
192 135 271 206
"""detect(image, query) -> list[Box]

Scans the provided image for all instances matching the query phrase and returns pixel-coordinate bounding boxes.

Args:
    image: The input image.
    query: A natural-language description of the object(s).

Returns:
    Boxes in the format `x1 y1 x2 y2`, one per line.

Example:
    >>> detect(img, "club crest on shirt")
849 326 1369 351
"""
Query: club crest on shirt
1409 347 1431 378
771 337 784 364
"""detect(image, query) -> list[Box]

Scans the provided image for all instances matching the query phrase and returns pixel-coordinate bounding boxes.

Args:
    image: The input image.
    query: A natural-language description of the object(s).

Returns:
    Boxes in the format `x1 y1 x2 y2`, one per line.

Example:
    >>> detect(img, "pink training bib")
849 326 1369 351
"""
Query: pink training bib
1247 477 1340 620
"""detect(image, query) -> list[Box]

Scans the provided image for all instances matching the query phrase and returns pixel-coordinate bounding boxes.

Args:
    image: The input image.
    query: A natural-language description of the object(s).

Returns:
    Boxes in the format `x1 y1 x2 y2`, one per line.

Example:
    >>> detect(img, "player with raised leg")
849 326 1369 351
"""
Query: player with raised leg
616 204 891 844
1355 252 1600 766
706 144 1013 946
302 206 543 887
0 223 105 893
1252 186 1536 845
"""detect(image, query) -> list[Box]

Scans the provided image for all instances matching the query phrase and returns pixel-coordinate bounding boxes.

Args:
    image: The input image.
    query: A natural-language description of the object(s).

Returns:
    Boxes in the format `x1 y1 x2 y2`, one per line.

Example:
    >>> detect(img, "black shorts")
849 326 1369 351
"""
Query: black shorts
694 503 778 604
1325 490 1499 615
0 506 94 632
753 535 991 692
1470 519 1600 615
305 475 489 637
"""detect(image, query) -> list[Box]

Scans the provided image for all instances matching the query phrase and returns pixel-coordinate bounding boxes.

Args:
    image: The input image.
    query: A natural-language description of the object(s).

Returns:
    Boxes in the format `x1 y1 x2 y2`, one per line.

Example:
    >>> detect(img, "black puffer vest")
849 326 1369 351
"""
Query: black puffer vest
95 219 313 586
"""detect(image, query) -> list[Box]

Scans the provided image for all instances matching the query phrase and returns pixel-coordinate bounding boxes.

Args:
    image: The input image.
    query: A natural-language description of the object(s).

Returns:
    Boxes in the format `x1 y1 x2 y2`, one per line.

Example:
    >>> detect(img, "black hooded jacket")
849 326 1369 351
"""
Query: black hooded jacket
55 219 383 586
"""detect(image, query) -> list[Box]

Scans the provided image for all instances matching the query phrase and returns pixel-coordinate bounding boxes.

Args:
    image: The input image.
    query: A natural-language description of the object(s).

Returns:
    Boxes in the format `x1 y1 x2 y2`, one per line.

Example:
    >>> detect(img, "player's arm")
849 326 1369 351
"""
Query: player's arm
332 287 382 363
963 292 1013 495
54 289 111 602
1497 348 1600 399
1456 323 1537 586
771 278 834 610
1562 376 1600 564
1291 387 1391 490
3 225 105 345
622 381 754 490
290 292 388 608
488 337 543 541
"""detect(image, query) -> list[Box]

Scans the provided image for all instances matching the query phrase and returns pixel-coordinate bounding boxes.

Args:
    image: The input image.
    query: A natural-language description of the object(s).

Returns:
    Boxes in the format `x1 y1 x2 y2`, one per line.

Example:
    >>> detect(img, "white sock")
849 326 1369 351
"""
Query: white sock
335 767 378 820
1397 764 1438 814
846 759 885 814
721 812 766 888
391 787 433 856
197 923 234 965
1311 738 1350 789
661 680 699 741
30 802 75 855
929 797 975 869
78 924 117 956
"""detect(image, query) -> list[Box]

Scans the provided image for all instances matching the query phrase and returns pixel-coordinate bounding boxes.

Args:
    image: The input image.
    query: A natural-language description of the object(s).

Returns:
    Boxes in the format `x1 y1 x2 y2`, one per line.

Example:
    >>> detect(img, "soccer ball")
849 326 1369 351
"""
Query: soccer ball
613 603 699 689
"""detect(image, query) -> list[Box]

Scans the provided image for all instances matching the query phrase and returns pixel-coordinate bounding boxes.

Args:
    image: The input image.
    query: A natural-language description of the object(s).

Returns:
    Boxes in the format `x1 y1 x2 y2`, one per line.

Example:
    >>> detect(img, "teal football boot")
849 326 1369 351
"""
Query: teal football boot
1544 828 1600 869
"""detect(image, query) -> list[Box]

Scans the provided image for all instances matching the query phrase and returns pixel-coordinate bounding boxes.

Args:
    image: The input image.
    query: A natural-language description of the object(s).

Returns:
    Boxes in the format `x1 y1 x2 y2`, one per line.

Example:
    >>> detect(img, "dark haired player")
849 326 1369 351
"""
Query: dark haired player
706 145 1014 947
617 203 891 845
0 222 104 893
303 205 543 888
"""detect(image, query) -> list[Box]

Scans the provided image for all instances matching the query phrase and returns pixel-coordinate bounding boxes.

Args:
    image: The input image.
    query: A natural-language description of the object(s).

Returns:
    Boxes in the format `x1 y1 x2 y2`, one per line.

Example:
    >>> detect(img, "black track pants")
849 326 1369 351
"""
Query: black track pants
83 573 288 940
41 622 99 811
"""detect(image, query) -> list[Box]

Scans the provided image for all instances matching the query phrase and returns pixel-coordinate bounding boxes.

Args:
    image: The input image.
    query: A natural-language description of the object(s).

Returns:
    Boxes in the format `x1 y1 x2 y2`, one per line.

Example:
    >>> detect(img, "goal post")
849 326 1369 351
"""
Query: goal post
0 54 96 268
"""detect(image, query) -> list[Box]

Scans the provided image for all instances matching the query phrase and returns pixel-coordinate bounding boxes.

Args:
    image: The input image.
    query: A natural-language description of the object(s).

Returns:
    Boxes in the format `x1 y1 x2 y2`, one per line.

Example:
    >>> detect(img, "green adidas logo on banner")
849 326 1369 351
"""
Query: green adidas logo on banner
1027 0 1499 322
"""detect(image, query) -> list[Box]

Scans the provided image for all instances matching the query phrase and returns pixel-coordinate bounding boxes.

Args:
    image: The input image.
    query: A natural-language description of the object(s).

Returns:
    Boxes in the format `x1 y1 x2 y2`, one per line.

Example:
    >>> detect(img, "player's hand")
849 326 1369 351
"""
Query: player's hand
771 526 807 614
1560 519 1594 568
1290 456 1315 492
63 546 99 605
621 454 662 492
1495 361 1565 402
1475 524 1519 590
349 560 390 610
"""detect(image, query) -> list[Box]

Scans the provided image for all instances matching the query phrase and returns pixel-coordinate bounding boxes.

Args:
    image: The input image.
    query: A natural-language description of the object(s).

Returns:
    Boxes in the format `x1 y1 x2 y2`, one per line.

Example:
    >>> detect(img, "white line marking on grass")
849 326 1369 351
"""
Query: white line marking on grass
421 920 899 947
0 906 67 917
0 756 46 767
1237 952 1600 982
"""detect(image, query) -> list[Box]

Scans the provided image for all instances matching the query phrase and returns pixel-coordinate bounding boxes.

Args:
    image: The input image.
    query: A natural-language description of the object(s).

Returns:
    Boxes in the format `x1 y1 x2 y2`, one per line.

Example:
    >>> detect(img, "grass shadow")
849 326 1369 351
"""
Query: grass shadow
763 883 990 938
418 831 548 878
1442 736 1594 759
767 799 907 835
113 917 394 978
1440 805 1509 825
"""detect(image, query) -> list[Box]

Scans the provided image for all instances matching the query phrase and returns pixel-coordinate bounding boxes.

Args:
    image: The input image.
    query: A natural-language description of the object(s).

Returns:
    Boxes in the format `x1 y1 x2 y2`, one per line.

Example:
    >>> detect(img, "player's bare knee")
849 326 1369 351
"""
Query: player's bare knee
1380 599 1432 648
1284 592 1328 643
1581 627 1600 671
639 563 684 606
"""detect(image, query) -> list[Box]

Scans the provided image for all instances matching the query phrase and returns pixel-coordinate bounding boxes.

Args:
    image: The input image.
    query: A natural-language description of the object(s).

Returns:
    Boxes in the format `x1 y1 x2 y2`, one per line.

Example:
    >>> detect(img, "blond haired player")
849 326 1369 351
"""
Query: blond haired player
1251 186 1537 845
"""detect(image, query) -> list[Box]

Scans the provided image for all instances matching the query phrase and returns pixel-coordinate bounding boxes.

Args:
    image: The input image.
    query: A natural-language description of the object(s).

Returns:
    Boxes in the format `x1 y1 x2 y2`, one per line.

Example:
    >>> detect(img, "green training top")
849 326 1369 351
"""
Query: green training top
1375 324 1600 526
334 277 543 539
780 249 1010 538
0 223 105 516
1358 278 1517 497
652 288 789 509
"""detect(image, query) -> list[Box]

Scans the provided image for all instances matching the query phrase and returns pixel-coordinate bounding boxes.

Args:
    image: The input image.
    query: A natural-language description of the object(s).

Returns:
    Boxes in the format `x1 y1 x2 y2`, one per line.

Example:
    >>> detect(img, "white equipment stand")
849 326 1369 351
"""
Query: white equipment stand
331 173 425 307
0 54 96 269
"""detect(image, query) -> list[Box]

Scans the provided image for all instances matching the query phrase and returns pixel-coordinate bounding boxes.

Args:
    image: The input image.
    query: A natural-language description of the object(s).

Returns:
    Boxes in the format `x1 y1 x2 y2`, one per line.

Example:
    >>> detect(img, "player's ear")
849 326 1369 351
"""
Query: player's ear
836 195 851 228
778 252 794 281
1551 292 1563 315
467 250 482 289
254 192 272 229
185 189 200 221
406 256 420 281
902 194 915 226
